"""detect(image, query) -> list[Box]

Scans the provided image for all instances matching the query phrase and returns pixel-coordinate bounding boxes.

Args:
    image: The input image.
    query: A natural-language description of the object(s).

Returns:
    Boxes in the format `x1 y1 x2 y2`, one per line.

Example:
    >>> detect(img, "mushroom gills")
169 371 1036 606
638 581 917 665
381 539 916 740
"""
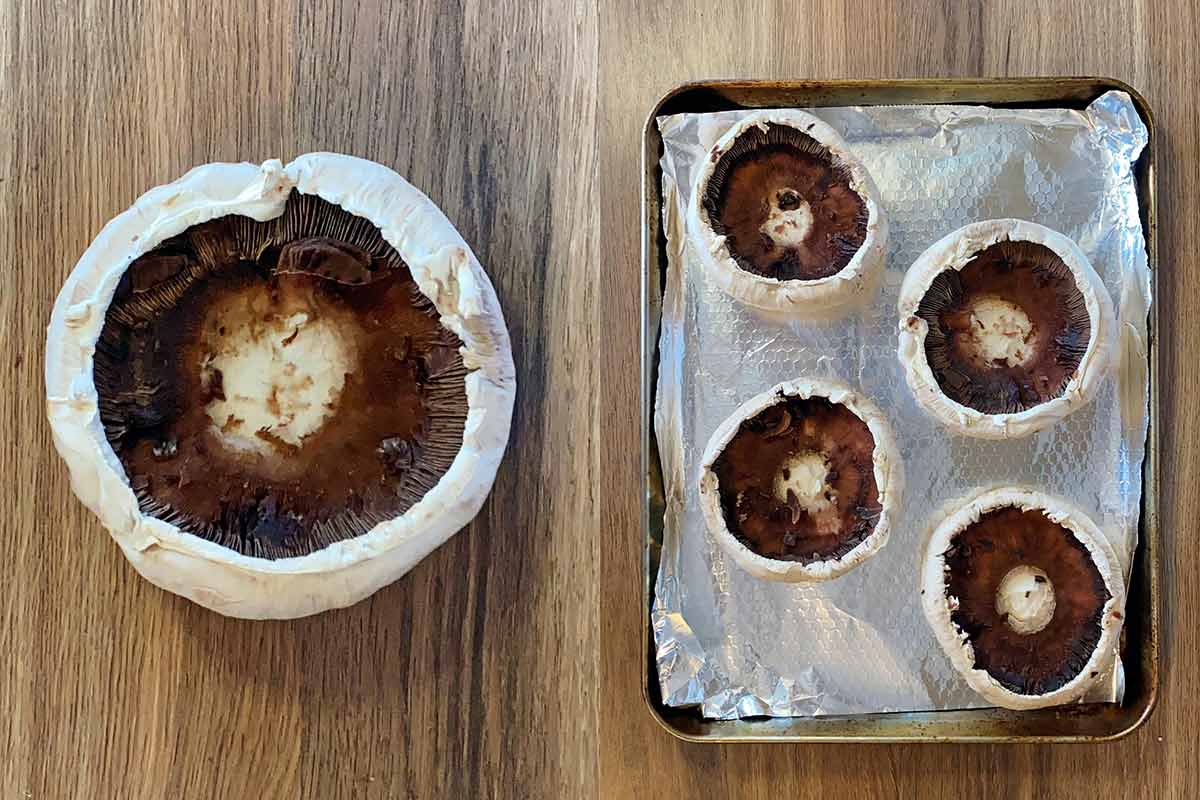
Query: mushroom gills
942 506 1110 696
916 240 1091 414
93 191 469 559
701 123 868 281
713 396 880 562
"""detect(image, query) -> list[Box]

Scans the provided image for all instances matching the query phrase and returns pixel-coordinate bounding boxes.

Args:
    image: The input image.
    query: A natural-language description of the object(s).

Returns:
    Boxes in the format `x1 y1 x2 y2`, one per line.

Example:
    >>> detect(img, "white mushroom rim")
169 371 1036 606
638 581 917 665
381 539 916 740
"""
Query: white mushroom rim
897 219 1115 439
687 109 888 315
45 154 516 619
697 377 903 583
919 487 1126 711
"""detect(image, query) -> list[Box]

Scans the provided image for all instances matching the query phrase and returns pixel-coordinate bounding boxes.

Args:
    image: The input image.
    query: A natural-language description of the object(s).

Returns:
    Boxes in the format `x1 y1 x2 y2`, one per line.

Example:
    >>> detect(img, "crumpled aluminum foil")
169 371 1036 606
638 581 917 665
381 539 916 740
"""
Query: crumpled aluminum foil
652 92 1150 719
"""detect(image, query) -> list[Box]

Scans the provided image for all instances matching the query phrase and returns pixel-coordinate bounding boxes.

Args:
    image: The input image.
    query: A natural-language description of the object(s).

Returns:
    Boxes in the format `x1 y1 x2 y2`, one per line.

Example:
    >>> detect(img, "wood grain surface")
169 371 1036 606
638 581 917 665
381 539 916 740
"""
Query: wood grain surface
5 0 1199 797
0 1 597 798
599 1 1197 799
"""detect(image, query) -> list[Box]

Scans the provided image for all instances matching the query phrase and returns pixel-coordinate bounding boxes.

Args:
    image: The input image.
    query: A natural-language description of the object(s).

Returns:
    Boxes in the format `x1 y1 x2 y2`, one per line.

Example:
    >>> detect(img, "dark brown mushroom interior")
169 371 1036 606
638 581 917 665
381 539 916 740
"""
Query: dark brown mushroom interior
943 506 1110 695
94 191 468 559
915 240 1090 415
712 394 881 563
701 122 868 281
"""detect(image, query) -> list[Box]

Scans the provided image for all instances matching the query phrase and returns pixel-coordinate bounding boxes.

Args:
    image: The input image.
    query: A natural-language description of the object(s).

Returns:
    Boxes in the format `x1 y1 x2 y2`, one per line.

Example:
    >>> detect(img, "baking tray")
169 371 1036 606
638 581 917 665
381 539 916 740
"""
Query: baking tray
640 78 1159 743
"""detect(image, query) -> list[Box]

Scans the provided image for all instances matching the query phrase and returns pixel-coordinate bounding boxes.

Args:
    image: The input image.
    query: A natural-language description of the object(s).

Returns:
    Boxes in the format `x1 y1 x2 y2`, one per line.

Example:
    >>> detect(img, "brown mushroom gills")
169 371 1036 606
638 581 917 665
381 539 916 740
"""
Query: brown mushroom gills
712 395 881 563
702 123 868 281
915 240 1091 415
94 192 468 559
943 506 1110 695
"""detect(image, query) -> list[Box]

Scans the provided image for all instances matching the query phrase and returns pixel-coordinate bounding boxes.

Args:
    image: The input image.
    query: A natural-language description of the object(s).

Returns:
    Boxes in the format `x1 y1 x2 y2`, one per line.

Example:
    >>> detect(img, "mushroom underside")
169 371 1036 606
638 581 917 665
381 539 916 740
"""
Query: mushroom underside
94 191 469 559
915 240 1090 415
942 506 1109 696
702 123 869 281
712 395 881 563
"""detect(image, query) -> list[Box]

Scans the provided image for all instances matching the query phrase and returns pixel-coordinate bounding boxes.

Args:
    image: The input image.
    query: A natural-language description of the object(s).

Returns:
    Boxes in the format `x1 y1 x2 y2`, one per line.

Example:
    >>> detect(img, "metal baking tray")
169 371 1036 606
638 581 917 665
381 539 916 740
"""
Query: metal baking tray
640 78 1159 742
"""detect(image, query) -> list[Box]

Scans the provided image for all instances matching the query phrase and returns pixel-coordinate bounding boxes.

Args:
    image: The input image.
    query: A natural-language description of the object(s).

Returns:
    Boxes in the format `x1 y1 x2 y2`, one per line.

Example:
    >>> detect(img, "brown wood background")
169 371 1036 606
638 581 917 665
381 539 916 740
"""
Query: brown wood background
0 1 597 797
4 0 1199 796
599 1 1197 799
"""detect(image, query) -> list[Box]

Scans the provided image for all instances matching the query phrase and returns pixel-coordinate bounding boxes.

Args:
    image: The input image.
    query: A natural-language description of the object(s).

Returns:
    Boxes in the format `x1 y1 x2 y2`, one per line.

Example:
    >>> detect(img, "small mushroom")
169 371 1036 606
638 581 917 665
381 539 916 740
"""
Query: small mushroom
899 220 1115 439
920 488 1125 710
701 379 899 581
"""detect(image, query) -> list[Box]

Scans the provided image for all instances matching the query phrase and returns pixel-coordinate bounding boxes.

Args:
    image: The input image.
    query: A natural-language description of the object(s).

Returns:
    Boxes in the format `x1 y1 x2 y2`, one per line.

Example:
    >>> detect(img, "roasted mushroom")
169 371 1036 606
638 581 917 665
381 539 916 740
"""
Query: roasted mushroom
698 378 902 582
920 487 1126 710
46 155 516 618
688 110 888 316
898 219 1115 438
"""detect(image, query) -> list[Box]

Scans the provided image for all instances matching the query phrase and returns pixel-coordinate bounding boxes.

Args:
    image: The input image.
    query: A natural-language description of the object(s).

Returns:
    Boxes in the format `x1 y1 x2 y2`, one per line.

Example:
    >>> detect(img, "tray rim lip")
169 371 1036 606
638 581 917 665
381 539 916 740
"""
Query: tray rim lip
639 75 1160 744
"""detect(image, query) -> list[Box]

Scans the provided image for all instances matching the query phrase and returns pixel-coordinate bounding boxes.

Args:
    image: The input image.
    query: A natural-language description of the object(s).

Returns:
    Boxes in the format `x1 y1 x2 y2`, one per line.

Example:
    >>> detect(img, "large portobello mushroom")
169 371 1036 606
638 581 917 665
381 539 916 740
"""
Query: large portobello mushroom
688 109 888 316
46 155 515 619
898 219 1115 439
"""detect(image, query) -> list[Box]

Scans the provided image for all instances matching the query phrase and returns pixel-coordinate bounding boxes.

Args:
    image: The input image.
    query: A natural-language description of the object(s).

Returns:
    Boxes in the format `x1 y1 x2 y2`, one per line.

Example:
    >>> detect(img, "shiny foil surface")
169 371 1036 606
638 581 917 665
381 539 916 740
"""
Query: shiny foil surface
652 92 1150 718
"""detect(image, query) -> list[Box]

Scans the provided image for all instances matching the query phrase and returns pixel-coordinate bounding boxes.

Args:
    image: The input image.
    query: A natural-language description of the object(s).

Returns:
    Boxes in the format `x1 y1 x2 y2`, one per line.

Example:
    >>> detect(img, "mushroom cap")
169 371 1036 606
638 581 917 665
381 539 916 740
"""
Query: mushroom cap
688 109 888 316
898 219 1115 439
919 486 1126 710
45 154 516 619
698 377 903 582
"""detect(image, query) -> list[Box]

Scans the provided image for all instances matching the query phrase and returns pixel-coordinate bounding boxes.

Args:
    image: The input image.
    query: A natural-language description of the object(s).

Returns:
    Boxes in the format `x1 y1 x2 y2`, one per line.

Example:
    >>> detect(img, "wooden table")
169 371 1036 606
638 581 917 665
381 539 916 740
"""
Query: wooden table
3 0 1197 797
600 1 1198 798
0 1 596 797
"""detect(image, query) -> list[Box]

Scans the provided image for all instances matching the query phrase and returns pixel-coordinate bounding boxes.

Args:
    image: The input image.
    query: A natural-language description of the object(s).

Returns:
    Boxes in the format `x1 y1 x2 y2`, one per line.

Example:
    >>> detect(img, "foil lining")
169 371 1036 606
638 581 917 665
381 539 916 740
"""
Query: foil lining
652 92 1150 719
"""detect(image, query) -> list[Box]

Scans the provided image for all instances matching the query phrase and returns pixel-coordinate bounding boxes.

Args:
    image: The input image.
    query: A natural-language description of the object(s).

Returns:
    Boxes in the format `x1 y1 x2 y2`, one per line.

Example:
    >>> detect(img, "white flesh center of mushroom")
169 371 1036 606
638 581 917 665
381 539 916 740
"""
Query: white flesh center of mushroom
202 286 354 454
760 189 814 249
967 296 1035 367
772 450 834 512
995 565 1056 635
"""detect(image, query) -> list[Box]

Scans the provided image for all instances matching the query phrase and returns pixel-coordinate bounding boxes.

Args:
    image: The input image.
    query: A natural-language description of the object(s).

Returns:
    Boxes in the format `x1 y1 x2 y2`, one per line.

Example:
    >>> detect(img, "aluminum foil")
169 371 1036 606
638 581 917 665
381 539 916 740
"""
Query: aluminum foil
652 92 1151 719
